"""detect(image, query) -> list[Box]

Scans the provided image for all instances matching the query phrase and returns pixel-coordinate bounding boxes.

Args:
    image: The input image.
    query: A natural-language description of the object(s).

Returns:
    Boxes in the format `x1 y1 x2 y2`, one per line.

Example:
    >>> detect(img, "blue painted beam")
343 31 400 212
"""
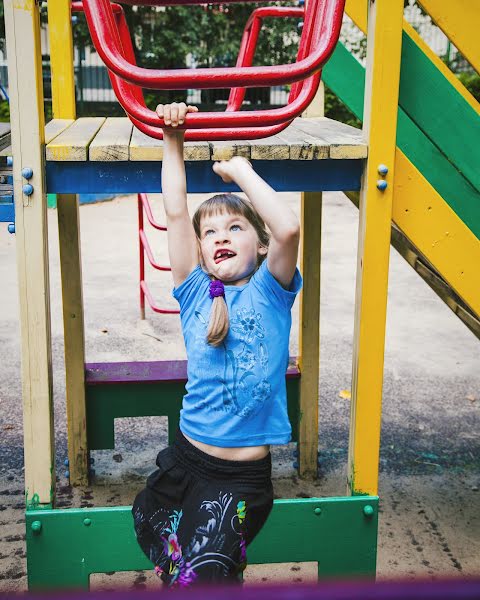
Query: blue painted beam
46 160 363 194
0 195 14 222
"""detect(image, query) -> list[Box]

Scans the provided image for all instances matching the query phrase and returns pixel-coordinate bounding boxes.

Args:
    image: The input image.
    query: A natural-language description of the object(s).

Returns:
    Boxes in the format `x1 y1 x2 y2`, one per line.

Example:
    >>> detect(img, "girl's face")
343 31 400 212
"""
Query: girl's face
198 210 267 285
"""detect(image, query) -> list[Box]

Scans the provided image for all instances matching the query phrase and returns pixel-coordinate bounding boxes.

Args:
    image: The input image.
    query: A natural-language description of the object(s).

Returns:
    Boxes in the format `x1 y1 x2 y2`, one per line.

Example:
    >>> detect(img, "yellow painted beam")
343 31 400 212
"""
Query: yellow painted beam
298 192 322 479
348 0 404 497
48 0 76 119
393 150 480 318
419 0 480 74
345 0 479 115
4 0 55 506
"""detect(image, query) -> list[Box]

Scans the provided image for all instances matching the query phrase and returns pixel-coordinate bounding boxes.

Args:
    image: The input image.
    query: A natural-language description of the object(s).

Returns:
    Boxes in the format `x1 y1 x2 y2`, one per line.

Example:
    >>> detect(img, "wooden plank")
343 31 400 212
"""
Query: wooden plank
46 117 106 161
392 151 480 318
5 0 55 506
345 0 480 113
323 38 480 240
250 132 290 160
89 117 133 161
277 121 329 160
348 0 403 497
294 117 367 159
129 126 163 161
45 119 75 144
57 195 88 486
210 139 252 161
298 191 322 479
0 122 11 151
419 0 480 74
47 0 75 119
130 126 209 161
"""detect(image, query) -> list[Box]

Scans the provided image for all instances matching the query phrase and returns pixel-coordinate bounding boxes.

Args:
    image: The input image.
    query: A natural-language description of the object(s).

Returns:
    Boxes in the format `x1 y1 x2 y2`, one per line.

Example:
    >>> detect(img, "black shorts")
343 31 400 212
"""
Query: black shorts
132 430 274 587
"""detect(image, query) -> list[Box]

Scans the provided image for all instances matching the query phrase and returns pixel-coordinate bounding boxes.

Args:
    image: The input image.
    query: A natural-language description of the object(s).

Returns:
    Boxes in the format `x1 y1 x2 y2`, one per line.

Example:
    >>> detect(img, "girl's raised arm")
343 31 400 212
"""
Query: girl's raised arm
158 103 199 287
213 157 300 289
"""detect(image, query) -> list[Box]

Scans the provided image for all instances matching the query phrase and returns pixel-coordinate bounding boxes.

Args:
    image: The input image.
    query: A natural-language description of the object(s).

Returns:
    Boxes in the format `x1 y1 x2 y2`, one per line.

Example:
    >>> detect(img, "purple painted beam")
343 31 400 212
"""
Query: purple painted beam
85 359 301 385
11 580 480 600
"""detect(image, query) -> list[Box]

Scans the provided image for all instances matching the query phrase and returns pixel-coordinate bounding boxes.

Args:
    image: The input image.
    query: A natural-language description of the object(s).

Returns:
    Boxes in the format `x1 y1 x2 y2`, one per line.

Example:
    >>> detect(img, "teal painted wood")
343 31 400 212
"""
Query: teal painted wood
26 496 378 590
86 378 300 450
400 34 480 195
323 42 480 240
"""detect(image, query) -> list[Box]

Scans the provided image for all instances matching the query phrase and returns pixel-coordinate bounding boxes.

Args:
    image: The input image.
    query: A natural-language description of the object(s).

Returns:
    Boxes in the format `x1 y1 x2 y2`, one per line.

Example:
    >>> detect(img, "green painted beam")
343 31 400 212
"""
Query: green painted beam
400 34 480 195
26 496 378 590
323 43 480 240
86 378 300 450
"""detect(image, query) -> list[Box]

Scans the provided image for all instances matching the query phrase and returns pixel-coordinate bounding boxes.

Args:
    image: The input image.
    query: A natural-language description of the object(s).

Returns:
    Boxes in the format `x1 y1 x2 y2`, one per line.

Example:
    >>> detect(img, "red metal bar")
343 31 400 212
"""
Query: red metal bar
141 280 180 314
137 193 179 316
138 193 146 319
226 6 304 112
139 192 167 231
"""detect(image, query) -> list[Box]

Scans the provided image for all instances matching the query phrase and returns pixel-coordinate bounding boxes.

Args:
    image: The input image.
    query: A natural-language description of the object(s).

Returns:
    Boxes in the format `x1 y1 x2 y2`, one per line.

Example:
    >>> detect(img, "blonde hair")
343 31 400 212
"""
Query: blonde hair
192 194 269 347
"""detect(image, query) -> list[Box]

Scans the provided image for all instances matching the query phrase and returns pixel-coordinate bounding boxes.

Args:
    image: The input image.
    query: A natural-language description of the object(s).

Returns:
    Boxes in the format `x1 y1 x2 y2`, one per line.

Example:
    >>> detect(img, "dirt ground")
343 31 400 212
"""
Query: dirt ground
0 191 479 592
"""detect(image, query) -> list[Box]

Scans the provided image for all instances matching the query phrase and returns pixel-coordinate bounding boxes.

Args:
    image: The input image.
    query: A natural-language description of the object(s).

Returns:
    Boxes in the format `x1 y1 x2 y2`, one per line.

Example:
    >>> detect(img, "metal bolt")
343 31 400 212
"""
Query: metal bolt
83 518 92 527
363 504 374 517
8 224 15 234
64 458 69 467
314 507 322 516
31 520 42 533
65 470 70 479
22 184 34 196
376 180 387 191
21 167 33 180
377 164 388 176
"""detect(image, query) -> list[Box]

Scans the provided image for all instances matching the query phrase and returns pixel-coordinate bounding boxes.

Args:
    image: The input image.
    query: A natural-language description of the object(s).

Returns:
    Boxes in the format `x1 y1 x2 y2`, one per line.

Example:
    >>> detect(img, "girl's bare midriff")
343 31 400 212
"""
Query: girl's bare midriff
183 433 270 461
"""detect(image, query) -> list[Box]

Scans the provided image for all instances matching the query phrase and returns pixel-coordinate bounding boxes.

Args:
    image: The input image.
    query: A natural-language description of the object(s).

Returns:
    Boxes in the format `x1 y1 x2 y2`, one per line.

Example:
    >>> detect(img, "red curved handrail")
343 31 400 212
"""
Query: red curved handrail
80 0 344 100
73 0 345 139
81 0 343 90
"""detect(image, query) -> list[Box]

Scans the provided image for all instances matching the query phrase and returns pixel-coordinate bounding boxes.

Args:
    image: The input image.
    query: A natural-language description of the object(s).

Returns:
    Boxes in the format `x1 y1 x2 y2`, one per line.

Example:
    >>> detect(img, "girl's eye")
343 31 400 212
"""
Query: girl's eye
204 229 214 236
230 224 241 232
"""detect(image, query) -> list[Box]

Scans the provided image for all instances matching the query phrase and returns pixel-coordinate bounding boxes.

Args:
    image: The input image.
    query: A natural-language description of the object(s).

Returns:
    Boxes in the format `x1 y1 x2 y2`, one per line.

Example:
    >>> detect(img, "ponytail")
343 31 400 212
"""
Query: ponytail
207 292 229 347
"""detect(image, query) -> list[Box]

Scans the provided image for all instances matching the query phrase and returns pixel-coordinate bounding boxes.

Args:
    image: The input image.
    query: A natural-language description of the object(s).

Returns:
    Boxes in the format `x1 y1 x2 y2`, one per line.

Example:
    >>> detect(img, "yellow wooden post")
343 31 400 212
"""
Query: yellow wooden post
4 0 55 506
48 0 76 119
298 192 322 478
347 0 403 496
48 1 89 485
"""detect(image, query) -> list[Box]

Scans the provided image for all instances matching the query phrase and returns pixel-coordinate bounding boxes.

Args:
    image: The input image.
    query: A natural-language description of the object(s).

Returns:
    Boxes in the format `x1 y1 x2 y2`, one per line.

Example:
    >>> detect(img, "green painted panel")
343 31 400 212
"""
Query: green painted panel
26 496 378 590
86 378 300 450
400 34 480 195
323 42 480 240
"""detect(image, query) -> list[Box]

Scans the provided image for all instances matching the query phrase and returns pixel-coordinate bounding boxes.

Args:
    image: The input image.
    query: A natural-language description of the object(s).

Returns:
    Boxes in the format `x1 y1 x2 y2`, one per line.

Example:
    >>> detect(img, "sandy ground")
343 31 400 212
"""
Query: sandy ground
0 191 479 591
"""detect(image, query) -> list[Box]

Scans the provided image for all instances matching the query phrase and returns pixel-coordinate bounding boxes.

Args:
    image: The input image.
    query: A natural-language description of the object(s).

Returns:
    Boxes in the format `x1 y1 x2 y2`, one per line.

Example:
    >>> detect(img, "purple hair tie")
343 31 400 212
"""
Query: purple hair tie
209 280 225 299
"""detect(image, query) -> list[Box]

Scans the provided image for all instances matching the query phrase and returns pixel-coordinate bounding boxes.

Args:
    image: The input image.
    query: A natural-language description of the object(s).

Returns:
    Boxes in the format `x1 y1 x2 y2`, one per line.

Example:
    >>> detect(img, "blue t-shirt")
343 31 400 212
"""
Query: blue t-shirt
173 260 303 447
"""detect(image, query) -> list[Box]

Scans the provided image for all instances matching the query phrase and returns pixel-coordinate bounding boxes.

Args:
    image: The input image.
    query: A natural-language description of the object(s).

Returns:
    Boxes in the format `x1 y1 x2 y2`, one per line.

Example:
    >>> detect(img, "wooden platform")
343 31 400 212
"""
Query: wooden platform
43 117 367 194
44 116 367 162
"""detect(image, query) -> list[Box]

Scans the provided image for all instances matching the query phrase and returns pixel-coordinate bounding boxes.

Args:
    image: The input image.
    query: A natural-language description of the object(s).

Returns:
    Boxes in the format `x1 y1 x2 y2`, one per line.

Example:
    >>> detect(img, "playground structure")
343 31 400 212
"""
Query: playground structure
3 0 479 590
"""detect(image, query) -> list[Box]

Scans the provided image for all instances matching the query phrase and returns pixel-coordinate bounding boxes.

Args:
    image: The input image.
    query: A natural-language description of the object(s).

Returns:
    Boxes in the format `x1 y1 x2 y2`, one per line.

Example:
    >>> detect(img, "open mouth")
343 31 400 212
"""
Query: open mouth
214 249 236 264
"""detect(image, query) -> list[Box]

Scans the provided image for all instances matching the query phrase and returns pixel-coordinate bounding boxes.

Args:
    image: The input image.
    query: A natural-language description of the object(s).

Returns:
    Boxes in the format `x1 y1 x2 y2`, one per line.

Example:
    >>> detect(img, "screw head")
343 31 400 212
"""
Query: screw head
83 518 92 527
21 167 33 180
363 504 374 517
22 184 34 196
7 224 15 234
314 507 322 516
31 520 42 533
377 164 388 176
376 180 388 191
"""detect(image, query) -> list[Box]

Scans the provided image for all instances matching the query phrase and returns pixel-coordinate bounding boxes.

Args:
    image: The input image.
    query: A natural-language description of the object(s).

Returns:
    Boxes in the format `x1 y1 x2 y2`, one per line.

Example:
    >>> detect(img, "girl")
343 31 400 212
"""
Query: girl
132 102 302 587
